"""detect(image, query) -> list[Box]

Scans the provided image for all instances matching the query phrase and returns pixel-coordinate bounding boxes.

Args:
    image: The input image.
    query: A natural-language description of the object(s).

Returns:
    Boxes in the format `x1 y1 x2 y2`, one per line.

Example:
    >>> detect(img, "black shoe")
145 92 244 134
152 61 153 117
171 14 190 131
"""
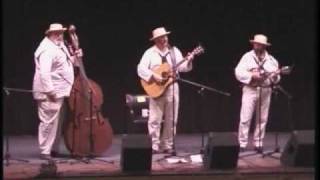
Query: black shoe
50 151 58 157
152 149 161 154
51 151 64 158
40 154 52 160
254 146 264 153
240 147 246 152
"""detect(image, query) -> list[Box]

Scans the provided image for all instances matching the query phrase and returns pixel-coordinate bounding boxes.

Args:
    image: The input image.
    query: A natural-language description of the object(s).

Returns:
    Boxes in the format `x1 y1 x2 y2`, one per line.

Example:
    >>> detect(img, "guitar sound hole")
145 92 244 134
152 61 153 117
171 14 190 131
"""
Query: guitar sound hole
162 72 169 79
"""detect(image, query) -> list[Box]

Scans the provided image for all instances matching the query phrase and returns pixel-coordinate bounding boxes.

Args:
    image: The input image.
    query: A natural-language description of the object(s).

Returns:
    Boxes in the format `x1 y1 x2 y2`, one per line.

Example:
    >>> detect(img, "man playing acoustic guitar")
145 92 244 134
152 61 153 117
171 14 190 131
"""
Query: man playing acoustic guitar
235 34 281 153
137 27 195 154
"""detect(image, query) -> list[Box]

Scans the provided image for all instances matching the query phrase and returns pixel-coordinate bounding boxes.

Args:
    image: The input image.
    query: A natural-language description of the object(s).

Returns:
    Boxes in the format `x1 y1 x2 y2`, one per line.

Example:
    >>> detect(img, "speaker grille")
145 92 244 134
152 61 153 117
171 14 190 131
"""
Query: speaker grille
280 130 314 167
120 134 152 172
203 132 240 169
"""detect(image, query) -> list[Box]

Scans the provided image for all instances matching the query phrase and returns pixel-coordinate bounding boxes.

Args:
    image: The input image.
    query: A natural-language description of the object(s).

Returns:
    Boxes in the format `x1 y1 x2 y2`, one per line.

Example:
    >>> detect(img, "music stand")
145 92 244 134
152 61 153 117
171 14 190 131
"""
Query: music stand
3 87 30 166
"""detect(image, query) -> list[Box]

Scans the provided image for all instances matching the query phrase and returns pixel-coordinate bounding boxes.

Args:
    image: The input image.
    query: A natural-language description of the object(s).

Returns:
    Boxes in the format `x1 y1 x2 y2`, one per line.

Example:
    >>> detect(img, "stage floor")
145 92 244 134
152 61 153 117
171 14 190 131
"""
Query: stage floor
3 133 314 179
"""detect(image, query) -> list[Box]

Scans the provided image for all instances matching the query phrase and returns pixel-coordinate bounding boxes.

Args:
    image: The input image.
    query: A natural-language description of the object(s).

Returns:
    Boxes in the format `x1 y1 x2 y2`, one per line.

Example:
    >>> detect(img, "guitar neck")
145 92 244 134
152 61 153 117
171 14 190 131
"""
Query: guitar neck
263 68 281 77
172 57 188 71
171 46 203 70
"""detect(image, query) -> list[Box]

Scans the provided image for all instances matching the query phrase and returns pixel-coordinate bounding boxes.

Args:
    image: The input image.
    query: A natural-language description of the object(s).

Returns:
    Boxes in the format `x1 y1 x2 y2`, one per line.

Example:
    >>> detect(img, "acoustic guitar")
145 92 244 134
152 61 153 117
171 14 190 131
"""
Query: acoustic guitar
249 66 292 87
141 45 204 98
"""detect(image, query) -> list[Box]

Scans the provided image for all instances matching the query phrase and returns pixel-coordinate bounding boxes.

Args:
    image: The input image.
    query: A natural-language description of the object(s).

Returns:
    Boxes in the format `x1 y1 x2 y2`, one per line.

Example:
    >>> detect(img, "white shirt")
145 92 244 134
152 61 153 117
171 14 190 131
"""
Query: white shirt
235 50 280 87
137 45 192 82
32 37 74 100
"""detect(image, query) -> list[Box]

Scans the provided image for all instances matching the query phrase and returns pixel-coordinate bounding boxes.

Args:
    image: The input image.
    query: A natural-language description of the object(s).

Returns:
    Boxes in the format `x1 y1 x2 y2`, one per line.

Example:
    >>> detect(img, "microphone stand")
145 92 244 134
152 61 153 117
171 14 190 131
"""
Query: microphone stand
156 77 230 164
3 87 77 165
76 89 114 165
197 87 205 154
177 78 231 97
176 78 230 155
262 84 293 159
3 87 30 166
261 84 280 159
276 85 294 131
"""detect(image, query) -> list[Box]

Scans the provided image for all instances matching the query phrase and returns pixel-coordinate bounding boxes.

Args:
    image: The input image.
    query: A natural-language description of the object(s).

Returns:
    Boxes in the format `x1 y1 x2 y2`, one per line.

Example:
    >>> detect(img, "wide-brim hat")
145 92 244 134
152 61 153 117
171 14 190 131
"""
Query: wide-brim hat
249 34 271 46
45 23 67 35
149 27 171 41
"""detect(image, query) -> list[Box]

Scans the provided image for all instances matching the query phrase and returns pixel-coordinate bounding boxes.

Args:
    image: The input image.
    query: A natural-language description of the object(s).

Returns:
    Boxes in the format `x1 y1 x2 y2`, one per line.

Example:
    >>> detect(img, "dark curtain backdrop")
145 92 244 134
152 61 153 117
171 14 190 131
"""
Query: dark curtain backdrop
2 0 317 135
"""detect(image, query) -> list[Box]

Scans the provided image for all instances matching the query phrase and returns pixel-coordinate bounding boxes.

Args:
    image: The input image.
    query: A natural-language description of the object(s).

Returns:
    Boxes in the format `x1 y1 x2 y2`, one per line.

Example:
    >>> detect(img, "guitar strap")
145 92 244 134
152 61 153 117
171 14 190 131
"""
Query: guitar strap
252 54 278 87
169 47 176 64
169 47 179 78
253 55 267 71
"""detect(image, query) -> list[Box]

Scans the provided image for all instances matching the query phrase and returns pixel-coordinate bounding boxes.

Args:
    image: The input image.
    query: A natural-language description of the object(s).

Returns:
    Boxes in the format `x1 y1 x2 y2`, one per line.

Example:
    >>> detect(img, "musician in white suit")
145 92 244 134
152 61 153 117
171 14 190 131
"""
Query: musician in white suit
32 23 82 160
137 27 194 154
235 34 280 153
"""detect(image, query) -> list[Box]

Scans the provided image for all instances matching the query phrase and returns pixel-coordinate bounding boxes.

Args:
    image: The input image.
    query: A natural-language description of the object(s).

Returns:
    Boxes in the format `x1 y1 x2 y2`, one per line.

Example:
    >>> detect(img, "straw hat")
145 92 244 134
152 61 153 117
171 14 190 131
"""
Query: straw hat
45 23 67 35
149 27 171 41
249 34 271 46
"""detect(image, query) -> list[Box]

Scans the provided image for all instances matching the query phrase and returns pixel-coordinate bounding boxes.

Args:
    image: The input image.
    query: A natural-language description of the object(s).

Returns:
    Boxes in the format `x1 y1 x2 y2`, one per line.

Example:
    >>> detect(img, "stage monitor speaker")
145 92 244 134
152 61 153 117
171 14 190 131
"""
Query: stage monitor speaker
280 130 314 167
203 132 239 169
120 134 152 172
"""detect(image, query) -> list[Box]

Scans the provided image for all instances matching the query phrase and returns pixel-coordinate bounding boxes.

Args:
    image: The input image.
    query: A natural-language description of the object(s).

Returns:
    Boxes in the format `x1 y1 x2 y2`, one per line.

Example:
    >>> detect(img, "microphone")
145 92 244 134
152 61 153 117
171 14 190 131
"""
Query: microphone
3 87 10 95
197 87 205 94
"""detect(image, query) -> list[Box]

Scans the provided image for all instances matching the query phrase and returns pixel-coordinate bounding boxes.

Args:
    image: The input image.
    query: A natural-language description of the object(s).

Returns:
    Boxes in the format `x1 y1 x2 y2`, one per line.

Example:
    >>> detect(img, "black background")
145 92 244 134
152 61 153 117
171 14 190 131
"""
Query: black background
2 0 317 135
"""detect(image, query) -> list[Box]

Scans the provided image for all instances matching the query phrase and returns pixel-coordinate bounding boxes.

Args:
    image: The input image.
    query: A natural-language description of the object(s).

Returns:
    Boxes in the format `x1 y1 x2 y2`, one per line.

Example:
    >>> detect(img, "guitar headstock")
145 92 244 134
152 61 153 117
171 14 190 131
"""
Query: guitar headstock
191 45 205 56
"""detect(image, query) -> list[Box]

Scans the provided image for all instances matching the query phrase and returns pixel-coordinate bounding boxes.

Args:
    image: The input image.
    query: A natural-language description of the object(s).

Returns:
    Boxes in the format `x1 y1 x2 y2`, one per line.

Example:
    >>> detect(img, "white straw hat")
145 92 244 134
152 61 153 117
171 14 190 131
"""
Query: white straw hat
45 23 67 35
149 27 171 41
249 34 271 46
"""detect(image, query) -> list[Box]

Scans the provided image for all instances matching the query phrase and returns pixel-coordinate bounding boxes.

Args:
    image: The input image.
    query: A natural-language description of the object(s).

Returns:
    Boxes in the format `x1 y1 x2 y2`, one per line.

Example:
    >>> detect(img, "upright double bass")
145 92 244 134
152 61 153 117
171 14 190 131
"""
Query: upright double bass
63 25 113 157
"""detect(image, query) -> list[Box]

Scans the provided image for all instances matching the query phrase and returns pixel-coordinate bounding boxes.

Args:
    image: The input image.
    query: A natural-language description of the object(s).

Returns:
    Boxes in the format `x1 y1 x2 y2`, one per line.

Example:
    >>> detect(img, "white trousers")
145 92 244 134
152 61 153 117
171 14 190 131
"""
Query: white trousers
148 83 179 151
37 98 65 155
238 86 272 148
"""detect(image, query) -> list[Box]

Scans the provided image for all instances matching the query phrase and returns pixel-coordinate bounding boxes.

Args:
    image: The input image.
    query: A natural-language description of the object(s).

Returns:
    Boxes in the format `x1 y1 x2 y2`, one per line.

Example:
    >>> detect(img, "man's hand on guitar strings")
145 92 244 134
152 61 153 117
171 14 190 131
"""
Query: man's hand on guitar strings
152 73 164 83
251 70 263 80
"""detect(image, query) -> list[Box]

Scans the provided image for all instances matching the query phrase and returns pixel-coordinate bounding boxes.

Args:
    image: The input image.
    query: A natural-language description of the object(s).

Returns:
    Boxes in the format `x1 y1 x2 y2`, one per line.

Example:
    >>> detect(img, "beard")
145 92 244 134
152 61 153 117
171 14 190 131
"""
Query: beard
155 36 169 49
254 48 264 55
53 38 64 46
159 39 168 47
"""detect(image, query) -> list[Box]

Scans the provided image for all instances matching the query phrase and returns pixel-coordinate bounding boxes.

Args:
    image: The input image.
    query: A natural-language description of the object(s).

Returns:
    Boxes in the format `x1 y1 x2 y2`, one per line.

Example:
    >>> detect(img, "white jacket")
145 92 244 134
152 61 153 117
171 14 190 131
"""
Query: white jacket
32 37 74 100
137 45 192 82
235 50 280 87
